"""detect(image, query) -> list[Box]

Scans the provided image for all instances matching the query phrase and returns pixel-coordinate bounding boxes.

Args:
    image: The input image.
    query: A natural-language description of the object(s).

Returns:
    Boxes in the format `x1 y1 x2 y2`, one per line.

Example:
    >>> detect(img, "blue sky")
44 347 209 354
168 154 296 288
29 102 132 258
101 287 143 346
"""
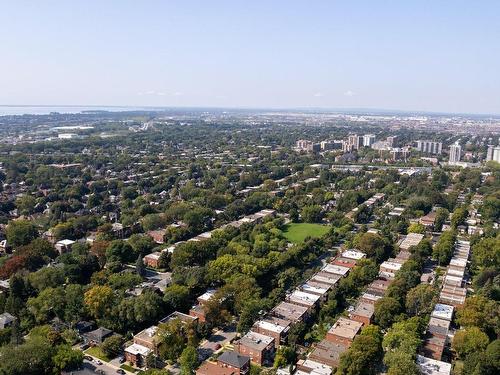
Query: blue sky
1 1 499 114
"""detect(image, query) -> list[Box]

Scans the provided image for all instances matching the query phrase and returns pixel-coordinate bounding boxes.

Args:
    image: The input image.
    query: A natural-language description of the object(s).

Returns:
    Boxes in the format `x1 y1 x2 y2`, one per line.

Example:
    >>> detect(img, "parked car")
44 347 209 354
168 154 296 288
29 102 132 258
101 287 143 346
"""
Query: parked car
96 360 103 365
84 355 93 361
116 370 126 374
118 356 125 363
80 343 90 350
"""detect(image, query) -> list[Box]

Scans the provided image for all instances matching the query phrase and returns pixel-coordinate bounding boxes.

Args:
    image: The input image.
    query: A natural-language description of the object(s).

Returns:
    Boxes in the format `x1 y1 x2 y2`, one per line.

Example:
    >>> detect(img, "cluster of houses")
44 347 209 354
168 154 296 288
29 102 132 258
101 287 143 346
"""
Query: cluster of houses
291 233 423 375
345 192 385 220
417 239 471 375
196 249 368 375
143 209 277 269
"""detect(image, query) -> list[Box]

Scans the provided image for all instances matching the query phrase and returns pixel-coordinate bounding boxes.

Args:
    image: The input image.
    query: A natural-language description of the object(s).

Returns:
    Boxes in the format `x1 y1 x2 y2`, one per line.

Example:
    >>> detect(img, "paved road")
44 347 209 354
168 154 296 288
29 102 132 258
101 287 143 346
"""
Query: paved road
83 355 133 375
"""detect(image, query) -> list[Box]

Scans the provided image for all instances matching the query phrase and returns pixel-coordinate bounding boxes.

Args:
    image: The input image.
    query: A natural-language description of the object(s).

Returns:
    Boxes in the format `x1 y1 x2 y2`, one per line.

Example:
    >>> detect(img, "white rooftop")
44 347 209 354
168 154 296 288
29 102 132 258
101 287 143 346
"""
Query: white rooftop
416 354 451 375
380 261 403 271
288 290 321 306
341 250 366 260
56 239 76 246
254 320 287 334
322 264 350 277
431 304 454 321
125 343 152 356
301 283 329 296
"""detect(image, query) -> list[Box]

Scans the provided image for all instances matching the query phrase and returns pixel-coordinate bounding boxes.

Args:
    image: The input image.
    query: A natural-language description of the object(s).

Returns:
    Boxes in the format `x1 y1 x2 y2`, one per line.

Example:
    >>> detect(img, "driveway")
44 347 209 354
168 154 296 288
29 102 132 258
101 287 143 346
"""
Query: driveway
197 324 237 361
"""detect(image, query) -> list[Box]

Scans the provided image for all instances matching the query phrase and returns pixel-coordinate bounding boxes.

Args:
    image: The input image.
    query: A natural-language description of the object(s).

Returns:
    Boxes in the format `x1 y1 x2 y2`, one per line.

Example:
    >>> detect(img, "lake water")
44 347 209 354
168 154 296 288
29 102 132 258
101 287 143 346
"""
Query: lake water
0 106 159 116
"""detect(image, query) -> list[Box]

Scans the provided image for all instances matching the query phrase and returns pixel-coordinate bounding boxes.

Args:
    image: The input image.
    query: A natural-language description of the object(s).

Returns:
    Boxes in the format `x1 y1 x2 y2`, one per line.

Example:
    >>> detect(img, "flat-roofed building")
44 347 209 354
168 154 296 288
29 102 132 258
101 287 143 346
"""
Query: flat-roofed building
420 212 437 228
326 317 363 346
124 343 152 367
197 289 217 305
399 233 424 251
341 250 366 261
416 355 451 375
379 260 403 278
287 290 321 310
296 359 333 375
431 304 454 322
446 266 465 279
427 317 450 339
331 257 357 269
421 334 446 360
309 339 348 368
449 258 467 268
439 285 467 306
252 317 291 344
234 331 275 365
311 271 342 287
367 278 392 296
359 292 382 305
300 282 330 301
349 301 375 326
271 301 309 324
322 264 350 277
132 326 161 352
443 274 463 287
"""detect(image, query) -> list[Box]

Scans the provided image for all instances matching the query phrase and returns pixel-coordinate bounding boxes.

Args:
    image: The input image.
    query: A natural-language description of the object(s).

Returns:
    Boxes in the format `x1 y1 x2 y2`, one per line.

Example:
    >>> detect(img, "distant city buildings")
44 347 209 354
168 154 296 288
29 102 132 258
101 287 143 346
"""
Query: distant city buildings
416 140 442 155
449 143 462 163
386 136 397 147
363 134 376 147
486 145 500 163
296 140 320 152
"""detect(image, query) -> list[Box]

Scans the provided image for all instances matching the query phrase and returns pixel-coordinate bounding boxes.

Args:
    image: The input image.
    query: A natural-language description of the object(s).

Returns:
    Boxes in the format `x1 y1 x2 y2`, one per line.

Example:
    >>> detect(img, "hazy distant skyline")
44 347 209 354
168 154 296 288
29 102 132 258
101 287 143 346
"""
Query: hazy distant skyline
1 1 499 114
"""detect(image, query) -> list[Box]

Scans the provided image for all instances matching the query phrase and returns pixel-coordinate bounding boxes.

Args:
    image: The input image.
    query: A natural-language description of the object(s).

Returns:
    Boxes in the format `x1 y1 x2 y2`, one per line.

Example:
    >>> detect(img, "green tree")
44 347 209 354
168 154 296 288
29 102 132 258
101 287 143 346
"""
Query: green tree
15 195 36 216
452 327 489 359
52 345 84 372
405 284 436 316
374 297 401 329
163 284 191 311
136 255 145 277
5 220 38 248
301 205 323 223
179 346 198 375
84 285 115 319
456 296 500 337
407 223 425 234
101 335 124 358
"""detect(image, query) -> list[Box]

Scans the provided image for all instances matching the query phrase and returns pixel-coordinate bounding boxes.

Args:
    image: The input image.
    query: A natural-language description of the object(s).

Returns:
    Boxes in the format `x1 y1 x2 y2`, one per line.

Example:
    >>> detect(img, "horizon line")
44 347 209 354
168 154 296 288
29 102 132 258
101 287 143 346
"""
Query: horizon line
0 104 499 118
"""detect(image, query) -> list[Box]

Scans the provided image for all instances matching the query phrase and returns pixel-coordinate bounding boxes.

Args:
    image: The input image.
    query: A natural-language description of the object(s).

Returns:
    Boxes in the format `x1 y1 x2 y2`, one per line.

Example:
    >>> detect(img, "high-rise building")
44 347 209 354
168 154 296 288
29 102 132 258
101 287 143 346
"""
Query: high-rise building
296 139 320 152
449 143 462 163
416 140 442 155
363 134 376 147
347 134 362 150
486 145 500 163
386 136 397 147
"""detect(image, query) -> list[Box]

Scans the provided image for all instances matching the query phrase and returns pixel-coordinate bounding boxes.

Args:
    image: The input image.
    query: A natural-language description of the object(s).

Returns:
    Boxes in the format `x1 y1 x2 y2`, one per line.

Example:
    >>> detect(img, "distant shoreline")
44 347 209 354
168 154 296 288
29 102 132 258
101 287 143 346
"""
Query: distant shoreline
0 105 498 118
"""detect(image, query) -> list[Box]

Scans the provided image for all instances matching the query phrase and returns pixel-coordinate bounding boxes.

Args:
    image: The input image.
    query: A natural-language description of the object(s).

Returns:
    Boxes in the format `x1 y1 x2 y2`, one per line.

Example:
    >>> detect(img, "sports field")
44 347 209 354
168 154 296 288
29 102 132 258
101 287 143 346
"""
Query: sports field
282 223 330 243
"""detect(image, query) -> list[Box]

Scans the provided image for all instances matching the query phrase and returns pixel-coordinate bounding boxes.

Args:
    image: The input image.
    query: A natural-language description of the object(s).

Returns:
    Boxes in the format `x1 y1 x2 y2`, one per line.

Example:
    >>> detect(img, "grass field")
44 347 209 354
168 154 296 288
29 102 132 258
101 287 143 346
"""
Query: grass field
85 346 110 362
282 223 329 243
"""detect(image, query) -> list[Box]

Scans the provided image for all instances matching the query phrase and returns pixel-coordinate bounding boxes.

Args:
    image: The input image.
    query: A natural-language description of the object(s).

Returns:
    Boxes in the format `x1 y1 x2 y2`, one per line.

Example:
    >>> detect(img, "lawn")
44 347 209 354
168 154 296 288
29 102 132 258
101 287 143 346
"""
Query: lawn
85 346 110 362
122 364 139 373
282 223 330 243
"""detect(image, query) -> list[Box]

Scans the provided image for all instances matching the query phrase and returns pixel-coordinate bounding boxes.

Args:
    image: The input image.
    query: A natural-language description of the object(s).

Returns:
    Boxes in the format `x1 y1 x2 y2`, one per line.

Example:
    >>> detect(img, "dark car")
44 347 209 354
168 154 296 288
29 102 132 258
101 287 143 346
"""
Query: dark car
80 343 90 350
116 370 126 374
84 355 93 361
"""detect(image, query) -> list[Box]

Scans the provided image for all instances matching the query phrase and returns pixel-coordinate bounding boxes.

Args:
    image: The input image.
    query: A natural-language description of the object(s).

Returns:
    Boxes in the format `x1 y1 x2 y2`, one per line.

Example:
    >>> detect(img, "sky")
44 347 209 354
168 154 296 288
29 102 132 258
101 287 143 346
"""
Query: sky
1 0 499 114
